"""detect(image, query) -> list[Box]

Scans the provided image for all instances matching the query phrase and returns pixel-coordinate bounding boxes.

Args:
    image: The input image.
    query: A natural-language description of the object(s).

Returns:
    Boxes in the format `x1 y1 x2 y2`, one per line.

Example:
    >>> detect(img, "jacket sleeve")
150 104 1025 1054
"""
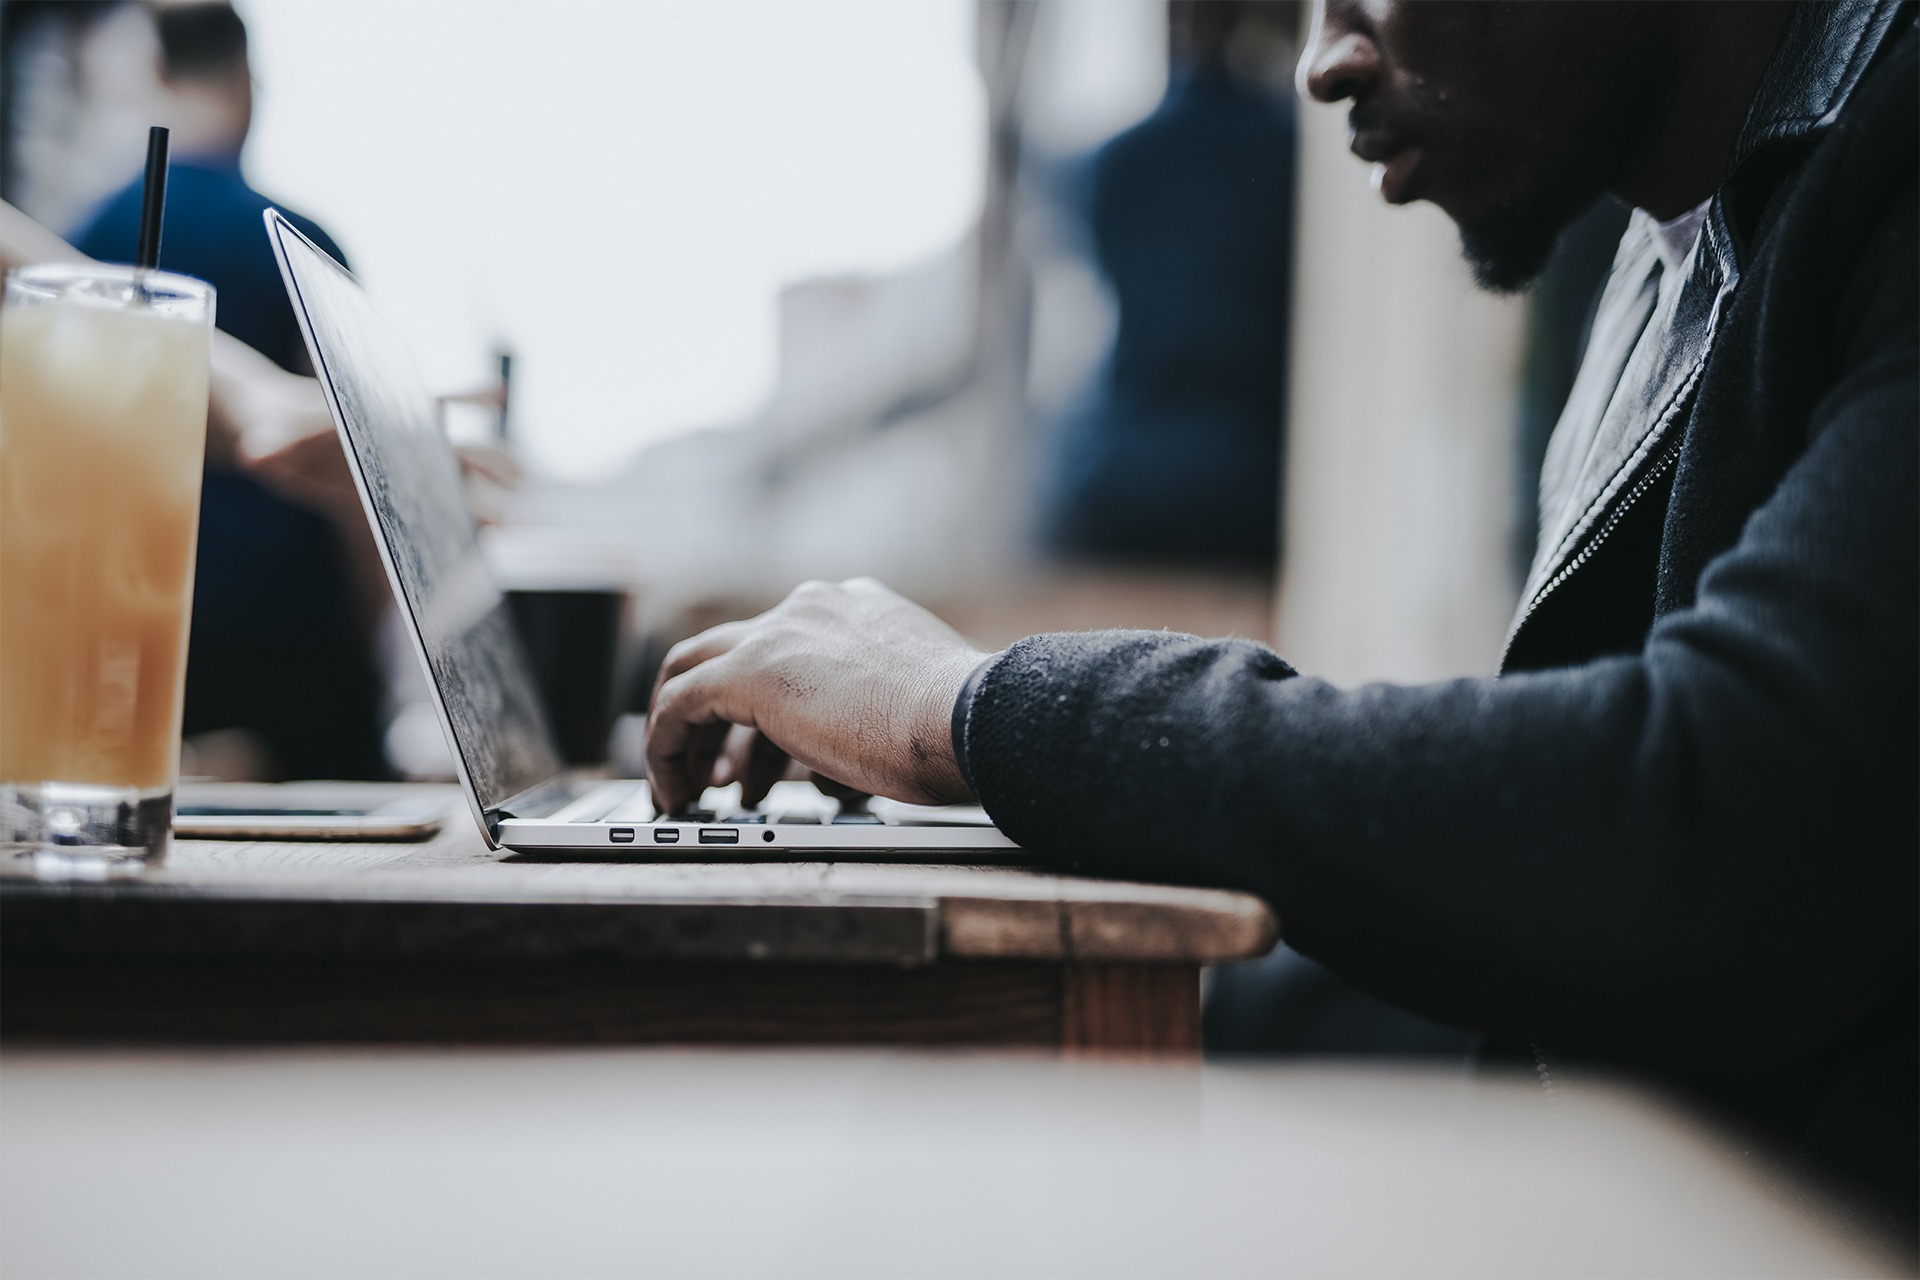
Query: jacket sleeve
958 322 1917 1083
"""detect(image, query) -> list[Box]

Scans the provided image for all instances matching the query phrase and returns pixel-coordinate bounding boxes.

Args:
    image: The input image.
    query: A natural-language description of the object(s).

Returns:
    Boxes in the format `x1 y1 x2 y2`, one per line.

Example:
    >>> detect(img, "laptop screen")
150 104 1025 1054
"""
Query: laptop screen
266 211 561 814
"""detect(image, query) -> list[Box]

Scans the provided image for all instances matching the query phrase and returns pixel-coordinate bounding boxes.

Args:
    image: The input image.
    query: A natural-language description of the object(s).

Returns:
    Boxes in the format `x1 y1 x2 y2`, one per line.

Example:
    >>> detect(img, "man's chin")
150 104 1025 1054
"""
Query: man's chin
1456 215 1562 295
1448 183 1605 295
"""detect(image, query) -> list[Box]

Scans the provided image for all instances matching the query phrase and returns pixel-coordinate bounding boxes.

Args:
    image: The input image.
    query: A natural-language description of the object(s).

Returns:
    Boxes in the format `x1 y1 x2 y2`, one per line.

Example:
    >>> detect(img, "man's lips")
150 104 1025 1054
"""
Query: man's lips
1350 130 1423 204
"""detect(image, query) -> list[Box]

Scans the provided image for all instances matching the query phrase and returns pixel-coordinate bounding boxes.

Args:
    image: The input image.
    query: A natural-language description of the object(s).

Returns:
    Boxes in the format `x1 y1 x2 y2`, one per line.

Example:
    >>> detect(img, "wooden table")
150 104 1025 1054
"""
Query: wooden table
0 793 1275 1053
1 1048 1903 1278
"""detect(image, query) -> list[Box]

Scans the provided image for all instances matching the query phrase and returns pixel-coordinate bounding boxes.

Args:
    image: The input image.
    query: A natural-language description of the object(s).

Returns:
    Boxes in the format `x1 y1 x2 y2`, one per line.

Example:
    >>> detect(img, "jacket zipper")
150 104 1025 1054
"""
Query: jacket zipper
1501 437 1682 668
1509 446 1681 1093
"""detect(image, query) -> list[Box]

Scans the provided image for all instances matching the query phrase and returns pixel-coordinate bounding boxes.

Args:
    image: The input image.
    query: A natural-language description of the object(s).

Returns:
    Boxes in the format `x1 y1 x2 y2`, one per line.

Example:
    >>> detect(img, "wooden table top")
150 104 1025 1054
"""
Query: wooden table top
1 786 1276 969
1 1047 1902 1279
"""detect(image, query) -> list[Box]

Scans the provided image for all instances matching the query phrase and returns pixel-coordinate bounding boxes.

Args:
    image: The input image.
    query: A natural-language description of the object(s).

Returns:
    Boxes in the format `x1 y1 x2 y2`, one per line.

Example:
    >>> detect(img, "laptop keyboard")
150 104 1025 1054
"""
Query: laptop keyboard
658 809 888 825
579 781 889 826
591 784 650 824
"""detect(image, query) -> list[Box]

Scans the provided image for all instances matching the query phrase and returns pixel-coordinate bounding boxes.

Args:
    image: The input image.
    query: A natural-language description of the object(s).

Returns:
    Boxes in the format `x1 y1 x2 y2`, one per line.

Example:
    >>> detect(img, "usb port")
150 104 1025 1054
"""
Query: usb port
652 828 680 844
698 827 740 845
609 827 635 843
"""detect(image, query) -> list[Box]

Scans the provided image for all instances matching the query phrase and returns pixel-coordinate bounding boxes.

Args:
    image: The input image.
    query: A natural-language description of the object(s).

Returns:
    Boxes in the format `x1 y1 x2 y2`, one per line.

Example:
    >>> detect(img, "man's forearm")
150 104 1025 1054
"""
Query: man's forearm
952 325 1916 1070
957 383 1918 1087
0 200 84 273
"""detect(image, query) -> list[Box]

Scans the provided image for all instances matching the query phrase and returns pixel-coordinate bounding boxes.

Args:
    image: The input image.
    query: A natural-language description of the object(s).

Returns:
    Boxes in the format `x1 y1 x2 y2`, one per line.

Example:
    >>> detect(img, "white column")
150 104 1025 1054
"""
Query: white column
1276 100 1528 685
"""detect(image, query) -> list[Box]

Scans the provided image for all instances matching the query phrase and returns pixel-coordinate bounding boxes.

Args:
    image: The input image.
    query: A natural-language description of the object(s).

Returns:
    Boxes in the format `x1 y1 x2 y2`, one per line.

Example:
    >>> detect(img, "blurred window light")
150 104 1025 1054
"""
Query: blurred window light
1018 0 1167 155
239 0 985 480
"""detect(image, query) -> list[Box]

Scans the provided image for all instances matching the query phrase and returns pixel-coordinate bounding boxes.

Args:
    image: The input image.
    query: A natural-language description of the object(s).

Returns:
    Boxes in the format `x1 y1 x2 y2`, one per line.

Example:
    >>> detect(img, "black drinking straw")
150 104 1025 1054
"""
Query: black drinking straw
135 126 170 272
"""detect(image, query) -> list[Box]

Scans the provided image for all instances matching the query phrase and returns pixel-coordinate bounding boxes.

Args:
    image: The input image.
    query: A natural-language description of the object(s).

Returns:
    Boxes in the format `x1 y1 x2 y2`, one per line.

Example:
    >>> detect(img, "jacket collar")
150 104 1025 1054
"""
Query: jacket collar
1505 0 1905 659
1728 0 1907 172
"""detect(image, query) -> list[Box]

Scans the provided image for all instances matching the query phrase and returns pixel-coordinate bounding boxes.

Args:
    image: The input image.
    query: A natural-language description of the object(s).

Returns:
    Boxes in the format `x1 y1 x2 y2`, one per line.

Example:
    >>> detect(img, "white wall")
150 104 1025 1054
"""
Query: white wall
239 0 985 481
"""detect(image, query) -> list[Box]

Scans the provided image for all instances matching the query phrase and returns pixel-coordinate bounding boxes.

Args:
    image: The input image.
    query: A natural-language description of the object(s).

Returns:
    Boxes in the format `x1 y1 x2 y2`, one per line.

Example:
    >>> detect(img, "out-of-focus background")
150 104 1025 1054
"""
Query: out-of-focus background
0 0 1623 782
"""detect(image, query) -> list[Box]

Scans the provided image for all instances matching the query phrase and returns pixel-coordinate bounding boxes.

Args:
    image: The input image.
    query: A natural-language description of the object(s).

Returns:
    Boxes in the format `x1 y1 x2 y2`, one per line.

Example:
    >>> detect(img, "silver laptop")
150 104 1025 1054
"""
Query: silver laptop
266 210 1021 859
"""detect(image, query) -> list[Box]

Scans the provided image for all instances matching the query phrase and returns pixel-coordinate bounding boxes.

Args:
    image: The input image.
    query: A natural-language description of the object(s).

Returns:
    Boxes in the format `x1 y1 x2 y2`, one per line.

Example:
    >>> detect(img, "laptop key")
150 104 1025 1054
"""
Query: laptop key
722 813 767 824
771 814 820 825
831 813 885 825
668 808 716 823
603 791 658 823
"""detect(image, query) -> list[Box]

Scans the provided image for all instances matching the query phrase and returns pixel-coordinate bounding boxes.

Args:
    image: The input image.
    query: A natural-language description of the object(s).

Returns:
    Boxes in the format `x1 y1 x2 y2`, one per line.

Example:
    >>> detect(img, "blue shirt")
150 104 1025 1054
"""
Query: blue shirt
1045 68 1297 566
70 155 347 373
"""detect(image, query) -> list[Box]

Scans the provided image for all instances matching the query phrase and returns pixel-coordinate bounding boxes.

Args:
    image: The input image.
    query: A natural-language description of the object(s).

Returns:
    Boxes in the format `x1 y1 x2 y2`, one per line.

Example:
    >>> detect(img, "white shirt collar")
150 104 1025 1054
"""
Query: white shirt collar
1649 199 1712 284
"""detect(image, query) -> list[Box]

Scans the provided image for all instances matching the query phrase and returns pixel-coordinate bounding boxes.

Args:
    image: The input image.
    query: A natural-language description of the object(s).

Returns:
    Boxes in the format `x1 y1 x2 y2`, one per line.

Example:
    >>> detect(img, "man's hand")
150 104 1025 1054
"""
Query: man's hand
645 578 990 815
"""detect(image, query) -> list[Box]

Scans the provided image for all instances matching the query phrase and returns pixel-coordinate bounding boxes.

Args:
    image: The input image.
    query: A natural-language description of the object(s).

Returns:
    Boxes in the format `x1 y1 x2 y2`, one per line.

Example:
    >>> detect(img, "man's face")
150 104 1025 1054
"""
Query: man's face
1299 1 1671 291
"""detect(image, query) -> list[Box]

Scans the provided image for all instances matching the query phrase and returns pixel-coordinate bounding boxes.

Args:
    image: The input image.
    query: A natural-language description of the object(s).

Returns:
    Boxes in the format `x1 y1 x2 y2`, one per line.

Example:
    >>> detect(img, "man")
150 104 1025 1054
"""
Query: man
1045 0 1296 569
71 1 387 781
71 1 349 371
646 0 1918 1226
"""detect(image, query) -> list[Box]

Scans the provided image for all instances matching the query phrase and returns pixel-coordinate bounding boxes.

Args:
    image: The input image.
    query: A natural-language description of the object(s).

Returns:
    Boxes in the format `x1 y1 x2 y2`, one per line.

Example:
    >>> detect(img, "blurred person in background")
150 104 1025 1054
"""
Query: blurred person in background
646 0 1917 1237
68 1 386 780
1044 0 1295 570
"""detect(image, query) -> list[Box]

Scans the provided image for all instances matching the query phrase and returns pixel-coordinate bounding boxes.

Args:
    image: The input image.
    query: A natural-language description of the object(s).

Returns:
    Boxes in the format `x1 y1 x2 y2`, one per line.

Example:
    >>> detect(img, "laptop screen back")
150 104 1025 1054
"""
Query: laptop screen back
266 211 561 813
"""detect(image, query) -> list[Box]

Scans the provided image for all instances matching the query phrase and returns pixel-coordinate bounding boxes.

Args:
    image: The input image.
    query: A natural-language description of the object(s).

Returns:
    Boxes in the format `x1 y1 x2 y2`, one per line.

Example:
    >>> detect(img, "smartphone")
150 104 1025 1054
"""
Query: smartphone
173 782 456 841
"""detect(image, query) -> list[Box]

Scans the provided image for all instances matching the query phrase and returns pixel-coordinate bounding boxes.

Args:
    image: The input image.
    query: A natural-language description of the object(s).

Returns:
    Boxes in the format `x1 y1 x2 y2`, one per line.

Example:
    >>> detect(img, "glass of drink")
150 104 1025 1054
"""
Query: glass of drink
1 262 214 871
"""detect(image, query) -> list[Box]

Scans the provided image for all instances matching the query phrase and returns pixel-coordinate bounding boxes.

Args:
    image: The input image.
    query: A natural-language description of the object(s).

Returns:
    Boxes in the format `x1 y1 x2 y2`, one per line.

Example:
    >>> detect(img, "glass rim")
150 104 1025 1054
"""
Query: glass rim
5 260 214 302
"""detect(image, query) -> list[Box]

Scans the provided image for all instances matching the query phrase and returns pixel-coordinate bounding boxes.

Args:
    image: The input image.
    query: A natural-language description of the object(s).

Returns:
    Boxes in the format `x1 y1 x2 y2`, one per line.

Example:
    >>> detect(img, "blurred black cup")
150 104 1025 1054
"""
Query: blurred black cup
484 528 636 768
505 589 623 766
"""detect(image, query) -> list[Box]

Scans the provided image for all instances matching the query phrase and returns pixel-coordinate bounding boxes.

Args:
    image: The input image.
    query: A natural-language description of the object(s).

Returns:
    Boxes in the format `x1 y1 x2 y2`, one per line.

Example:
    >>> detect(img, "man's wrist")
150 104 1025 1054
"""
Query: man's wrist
899 647 994 806
945 651 999 803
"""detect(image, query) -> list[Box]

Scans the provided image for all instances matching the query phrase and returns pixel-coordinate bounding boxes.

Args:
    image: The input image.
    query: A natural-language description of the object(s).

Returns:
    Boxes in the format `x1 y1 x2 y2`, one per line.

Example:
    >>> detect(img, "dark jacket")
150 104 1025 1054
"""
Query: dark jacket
957 1 1918 1217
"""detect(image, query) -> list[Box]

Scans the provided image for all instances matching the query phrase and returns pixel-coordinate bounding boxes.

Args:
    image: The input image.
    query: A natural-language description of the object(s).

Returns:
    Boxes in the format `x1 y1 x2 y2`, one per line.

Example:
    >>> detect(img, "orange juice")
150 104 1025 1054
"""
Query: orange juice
0 267 211 807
